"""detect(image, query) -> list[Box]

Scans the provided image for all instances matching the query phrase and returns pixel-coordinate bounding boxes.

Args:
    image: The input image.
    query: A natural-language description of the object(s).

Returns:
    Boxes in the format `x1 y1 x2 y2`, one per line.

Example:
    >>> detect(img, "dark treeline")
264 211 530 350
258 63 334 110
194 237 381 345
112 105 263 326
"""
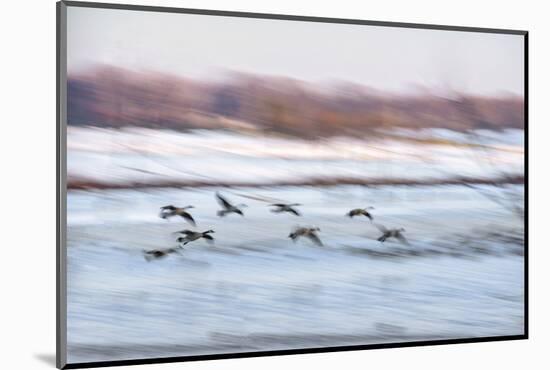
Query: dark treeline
68 66 524 137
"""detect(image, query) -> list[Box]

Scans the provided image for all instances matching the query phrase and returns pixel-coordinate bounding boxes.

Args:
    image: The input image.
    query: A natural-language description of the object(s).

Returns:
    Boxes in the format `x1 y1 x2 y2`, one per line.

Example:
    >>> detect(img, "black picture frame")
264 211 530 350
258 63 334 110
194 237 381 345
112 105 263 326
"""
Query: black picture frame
56 1 528 368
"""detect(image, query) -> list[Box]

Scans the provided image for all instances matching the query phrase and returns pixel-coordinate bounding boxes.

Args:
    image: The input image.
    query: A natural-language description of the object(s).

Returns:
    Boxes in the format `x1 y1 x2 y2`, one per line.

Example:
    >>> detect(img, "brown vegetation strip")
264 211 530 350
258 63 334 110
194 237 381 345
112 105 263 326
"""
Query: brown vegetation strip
69 66 524 135
67 175 524 191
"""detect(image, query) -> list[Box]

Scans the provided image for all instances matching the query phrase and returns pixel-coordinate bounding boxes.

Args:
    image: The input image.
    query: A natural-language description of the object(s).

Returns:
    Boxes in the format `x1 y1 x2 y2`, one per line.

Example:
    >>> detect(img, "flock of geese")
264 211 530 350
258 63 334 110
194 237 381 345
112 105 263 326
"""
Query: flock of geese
143 192 408 261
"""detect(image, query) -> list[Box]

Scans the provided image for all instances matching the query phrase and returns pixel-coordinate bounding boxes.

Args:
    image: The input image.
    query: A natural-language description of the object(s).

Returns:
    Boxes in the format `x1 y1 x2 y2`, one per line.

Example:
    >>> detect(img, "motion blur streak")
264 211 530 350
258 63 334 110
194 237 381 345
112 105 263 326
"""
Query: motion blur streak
66 68 524 363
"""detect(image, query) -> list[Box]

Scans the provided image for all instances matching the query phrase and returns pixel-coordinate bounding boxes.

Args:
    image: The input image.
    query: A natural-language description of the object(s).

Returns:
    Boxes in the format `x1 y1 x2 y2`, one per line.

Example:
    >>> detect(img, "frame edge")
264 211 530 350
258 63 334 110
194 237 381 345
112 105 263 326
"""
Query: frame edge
57 1 68 369
56 1 529 368
61 0 527 35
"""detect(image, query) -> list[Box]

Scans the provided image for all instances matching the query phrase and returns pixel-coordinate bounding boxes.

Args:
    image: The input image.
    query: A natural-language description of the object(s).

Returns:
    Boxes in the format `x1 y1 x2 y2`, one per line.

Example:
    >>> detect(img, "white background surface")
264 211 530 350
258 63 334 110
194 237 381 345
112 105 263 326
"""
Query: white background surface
0 0 547 369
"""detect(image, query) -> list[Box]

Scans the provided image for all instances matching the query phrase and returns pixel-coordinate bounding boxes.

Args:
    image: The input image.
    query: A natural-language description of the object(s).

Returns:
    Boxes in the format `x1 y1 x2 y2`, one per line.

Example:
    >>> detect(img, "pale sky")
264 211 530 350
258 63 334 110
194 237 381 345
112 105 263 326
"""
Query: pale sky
67 6 524 96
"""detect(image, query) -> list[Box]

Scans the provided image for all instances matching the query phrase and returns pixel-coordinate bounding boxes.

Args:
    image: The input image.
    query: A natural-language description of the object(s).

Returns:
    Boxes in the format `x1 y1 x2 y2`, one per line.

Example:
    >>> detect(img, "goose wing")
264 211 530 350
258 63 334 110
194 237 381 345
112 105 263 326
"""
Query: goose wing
202 234 215 244
307 232 323 246
270 203 286 207
396 233 410 245
374 223 388 233
287 207 301 216
160 205 176 210
179 211 196 226
177 229 195 236
216 193 233 209
363 212 373 221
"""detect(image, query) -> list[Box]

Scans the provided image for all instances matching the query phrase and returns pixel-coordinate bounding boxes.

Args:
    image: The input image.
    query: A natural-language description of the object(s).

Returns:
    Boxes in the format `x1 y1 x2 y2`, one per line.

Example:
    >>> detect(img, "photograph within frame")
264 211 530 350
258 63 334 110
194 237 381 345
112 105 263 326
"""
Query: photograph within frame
57 1 528 369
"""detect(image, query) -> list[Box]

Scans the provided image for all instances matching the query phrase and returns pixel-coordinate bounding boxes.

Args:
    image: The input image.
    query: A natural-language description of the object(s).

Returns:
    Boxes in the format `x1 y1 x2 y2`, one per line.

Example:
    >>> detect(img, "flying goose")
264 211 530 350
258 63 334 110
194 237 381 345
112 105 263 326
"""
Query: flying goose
175 229 215 245
375 224 409 245
269 203 302 216
159 205 196 226
216 193 246 217
143 246 182 262
288 226 323 246
347 207 374 221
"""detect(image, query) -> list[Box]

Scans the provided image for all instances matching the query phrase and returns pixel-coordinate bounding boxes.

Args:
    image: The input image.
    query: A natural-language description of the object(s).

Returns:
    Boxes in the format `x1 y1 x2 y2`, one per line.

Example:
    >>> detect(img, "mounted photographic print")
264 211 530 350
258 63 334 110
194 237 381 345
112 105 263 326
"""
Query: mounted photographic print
57 1 528 368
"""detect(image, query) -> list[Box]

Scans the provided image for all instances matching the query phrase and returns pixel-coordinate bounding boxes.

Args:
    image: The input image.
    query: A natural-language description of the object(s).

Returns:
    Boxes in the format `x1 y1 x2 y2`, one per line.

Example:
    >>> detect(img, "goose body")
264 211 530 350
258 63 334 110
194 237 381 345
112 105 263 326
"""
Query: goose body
159 205 196 226
176 229 215 245
216 193 246 217
143 246 181 262
270 203 302 216
347 207 374 221
375 224 408 245
289 226 323 246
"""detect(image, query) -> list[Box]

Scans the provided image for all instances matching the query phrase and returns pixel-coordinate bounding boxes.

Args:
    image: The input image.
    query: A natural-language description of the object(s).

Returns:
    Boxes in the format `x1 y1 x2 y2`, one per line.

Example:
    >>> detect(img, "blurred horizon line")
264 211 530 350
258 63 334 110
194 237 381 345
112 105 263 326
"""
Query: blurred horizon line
68 64 525 99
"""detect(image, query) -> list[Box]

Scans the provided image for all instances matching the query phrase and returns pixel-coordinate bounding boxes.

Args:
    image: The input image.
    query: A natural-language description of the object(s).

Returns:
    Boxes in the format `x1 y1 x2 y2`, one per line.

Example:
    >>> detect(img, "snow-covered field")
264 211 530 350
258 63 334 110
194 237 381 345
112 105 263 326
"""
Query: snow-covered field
67 127 524 186
67 184 525 363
